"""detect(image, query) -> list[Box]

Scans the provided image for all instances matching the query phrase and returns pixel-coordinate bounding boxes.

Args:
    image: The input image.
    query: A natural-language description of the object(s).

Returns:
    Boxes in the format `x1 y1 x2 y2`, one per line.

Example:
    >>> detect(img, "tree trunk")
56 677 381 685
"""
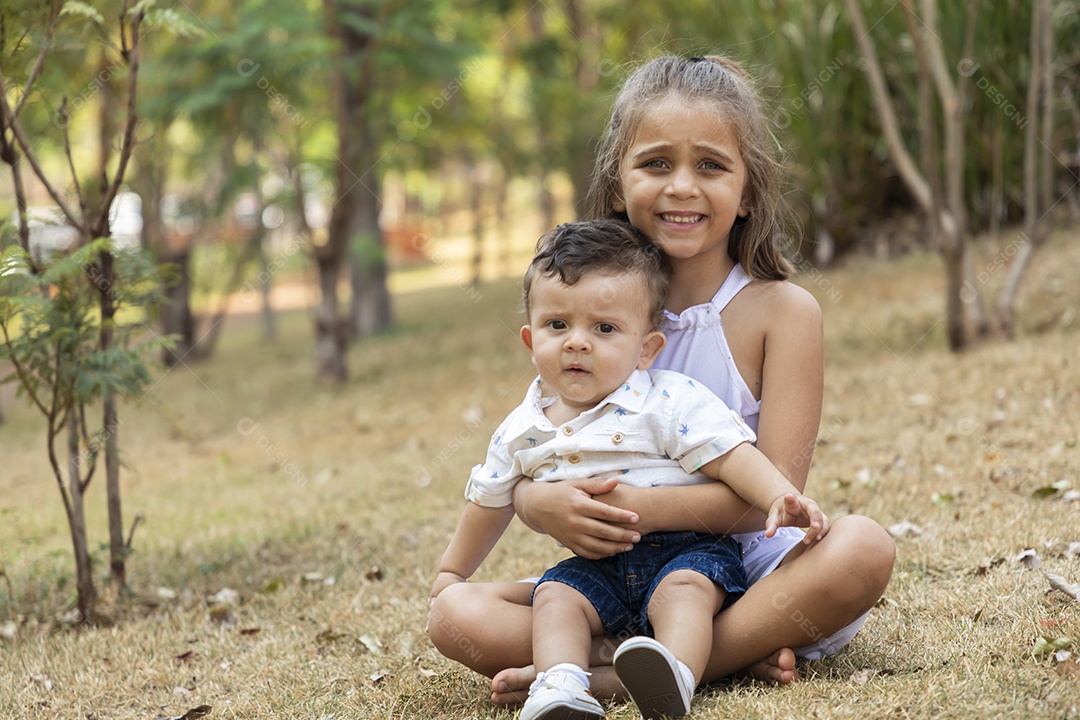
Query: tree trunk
469 161 484 286
322 0 391 376
997 0 1051 338
566 0 598 219
67 412 95 620
348 177 392 337
496 163 512 278
95 248 126 591
315 254 347 379
160 246 195 365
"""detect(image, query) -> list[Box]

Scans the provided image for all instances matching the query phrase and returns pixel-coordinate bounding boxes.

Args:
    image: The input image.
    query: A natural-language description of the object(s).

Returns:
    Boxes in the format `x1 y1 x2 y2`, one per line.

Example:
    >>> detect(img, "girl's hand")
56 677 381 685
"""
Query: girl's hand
513 477 641 560
765 493 829 544
430 571 466 603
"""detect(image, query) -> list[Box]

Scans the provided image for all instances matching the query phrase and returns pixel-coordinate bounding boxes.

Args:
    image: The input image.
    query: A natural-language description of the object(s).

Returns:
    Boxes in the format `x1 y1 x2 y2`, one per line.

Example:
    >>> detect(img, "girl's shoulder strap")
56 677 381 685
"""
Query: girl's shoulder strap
712 263 752 312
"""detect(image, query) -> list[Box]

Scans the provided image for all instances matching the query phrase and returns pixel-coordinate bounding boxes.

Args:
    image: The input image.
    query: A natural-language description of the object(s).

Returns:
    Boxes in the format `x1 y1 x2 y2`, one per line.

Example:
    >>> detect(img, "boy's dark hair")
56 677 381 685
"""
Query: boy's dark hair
523 218 670 330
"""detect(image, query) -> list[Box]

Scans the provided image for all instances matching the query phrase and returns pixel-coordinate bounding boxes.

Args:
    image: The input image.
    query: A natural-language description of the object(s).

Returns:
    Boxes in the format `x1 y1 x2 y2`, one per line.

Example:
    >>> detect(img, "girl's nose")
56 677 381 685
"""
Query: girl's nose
666 164 699 198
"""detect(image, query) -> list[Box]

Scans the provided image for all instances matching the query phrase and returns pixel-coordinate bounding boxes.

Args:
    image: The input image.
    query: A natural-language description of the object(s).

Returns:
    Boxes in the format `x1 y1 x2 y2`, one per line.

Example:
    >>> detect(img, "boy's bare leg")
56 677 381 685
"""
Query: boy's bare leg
531 581 606 673
435 516 894 705
647 569 727 684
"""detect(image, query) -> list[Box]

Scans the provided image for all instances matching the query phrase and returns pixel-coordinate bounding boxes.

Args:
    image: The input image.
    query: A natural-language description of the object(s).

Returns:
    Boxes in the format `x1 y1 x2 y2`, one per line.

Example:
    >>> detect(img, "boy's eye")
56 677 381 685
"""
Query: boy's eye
547 320 567 330
596 323 617 334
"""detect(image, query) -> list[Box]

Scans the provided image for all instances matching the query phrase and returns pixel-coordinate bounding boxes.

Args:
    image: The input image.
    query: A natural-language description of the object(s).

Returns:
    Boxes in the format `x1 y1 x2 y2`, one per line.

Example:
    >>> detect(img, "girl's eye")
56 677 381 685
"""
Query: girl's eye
596 323 617 334
548 320 567 330
700 160 725 172
643 158 667 170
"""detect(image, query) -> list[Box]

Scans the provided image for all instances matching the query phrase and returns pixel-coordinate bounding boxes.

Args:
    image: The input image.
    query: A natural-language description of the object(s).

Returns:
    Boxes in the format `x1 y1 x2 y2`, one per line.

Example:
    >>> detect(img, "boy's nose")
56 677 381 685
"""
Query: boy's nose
564 328 591 351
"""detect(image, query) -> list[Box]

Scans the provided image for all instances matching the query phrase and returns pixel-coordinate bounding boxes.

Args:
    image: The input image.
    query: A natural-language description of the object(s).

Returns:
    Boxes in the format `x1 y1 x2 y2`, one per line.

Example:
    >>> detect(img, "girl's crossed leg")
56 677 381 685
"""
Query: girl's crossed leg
427 515 895 706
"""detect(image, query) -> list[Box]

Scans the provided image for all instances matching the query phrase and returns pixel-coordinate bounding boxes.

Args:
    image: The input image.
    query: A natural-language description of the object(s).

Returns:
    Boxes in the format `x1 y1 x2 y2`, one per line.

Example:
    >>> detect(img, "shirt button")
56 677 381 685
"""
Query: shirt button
612 433 624 444
562 427 573 436
568 454 581 464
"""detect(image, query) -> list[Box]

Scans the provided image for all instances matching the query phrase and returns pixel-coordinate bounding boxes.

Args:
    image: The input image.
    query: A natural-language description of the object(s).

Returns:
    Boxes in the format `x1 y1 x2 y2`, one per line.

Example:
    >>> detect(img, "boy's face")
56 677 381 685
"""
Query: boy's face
521 271 666 415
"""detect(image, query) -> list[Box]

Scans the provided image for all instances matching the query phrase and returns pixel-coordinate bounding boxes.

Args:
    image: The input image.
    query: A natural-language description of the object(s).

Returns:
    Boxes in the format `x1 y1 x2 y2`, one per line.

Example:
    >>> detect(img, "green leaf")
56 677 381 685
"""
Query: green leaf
0 246 31 281
931 492 955 507
1033 636 1072 656
60 1 105 25
144 8 207 38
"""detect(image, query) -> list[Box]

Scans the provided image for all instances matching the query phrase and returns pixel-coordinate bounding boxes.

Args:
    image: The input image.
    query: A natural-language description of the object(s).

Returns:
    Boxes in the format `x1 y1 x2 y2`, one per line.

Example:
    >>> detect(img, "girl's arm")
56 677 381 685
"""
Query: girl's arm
754 283 824 494
432 502 515 598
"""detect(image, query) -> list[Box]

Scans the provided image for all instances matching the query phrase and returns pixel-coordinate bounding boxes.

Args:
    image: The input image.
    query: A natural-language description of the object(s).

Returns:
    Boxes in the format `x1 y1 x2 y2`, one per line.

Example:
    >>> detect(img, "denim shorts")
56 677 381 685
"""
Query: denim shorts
533 531 748 638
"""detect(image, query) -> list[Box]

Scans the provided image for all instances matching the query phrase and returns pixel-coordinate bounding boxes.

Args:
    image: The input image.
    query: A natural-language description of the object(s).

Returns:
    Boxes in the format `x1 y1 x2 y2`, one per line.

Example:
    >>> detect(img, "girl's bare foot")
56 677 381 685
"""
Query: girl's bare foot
491 665 535 707
746 648 799 684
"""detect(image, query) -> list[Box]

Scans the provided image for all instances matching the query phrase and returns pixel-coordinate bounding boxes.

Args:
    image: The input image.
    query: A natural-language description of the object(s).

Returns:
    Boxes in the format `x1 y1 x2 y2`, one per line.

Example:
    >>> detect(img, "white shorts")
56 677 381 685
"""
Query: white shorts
735 527 870 660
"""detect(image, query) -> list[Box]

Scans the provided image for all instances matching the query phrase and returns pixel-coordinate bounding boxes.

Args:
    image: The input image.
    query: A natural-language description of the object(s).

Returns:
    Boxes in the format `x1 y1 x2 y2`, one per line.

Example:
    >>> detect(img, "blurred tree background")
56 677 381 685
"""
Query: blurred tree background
0 0 1078 629
3 0 1079 379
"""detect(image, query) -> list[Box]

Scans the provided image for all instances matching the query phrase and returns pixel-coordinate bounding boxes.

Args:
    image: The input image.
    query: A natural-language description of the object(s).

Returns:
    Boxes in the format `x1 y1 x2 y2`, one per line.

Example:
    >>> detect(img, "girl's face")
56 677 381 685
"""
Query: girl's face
614 99 747 270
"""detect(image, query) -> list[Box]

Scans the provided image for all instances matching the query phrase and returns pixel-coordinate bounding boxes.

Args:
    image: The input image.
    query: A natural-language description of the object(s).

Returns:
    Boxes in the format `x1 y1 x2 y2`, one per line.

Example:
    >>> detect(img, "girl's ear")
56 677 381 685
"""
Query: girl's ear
613 196 626 213
737 205 749 218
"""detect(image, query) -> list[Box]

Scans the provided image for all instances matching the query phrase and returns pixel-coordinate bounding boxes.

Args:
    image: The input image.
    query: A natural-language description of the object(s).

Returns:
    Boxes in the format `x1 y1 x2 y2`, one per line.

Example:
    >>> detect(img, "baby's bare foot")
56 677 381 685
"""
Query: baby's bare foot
746 648 799 684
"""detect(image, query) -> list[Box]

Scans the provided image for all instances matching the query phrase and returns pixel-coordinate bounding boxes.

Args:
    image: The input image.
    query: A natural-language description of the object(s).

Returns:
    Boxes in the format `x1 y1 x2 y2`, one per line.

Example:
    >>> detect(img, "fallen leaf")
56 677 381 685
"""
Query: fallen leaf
887 522 922 538
359 633 383 654
1067 542 1080 559
364 566 383 582
208 606 235 627
302 572 324 583
1 621 16 639
28 674 53 691
1033 636 1072 656
316 629 349 644
1045 572 1080 602
1056 656 1080 678
210 588 240 606
1016 548 1041 569
239 627 261 635
166 705 213 720
418 667 439 678
175 650 199 663
850 668 877 684
156 587 178 601
931 492 955 507
370 669 388 684
260 578 285 594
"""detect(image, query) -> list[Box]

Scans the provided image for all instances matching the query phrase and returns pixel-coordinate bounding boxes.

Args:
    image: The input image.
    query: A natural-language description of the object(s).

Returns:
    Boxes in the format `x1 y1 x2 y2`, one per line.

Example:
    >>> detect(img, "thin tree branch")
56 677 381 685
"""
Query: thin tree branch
96 8 142 237
0 72 83 229
10 1 60 117
843 0 932 212
0 318 50 417
60 98 88 219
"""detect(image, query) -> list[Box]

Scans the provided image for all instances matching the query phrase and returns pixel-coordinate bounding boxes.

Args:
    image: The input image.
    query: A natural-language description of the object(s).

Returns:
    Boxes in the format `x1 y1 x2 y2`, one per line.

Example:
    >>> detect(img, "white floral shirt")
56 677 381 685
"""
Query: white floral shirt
465 368 756 508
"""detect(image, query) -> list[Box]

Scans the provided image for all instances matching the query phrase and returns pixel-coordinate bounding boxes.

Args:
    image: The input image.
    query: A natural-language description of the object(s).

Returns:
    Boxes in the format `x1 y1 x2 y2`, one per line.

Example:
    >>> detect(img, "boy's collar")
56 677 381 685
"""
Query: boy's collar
601 368 652 414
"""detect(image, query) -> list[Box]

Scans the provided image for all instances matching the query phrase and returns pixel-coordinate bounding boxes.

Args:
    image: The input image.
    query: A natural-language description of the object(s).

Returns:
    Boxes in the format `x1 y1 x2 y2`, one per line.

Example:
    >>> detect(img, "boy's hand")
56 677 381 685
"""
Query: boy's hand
430 571 467 603
765 493 829 544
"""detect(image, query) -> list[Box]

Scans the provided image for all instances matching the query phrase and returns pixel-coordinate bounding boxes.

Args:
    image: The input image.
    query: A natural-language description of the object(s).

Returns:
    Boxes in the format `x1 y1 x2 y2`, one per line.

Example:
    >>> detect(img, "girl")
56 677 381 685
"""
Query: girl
428 54 895 707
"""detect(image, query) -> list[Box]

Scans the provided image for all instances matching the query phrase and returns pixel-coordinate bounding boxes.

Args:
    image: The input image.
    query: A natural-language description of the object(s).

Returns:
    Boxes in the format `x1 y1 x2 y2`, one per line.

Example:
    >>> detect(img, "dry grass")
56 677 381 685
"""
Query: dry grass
1 225 1078 719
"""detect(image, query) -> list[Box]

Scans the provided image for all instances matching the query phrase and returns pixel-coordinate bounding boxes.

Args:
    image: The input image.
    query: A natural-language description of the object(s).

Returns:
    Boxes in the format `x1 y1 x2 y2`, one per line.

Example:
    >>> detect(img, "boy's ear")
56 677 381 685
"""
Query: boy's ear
519 325 533 352
636 330 667 370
